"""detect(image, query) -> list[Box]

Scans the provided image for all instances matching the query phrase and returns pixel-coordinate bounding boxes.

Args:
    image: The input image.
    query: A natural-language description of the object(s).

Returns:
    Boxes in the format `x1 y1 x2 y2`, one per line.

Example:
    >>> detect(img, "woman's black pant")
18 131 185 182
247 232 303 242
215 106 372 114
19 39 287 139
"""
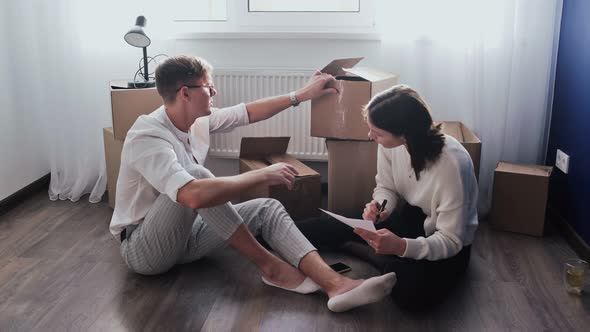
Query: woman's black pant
295 204 471 311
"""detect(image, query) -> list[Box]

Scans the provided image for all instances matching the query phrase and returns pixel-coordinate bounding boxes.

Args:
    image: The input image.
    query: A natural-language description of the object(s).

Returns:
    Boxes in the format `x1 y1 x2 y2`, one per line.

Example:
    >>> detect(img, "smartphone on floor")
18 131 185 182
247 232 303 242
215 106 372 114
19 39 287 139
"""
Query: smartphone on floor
329 262 352 274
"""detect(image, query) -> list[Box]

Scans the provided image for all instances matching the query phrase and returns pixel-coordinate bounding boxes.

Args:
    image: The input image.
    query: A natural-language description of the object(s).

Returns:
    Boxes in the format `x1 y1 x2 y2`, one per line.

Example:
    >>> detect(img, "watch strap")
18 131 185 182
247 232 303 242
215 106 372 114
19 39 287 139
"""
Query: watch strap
289 91 301 107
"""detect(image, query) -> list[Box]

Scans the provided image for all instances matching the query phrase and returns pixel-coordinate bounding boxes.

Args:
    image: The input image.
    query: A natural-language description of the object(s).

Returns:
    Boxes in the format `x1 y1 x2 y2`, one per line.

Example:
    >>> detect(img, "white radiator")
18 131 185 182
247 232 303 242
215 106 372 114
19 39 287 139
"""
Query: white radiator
210 70 328 161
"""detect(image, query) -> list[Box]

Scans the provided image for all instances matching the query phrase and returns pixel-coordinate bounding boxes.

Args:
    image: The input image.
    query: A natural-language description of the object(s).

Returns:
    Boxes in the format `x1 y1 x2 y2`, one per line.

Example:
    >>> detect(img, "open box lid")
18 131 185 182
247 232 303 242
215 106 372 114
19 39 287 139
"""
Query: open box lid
439 121 482 144
496 162 553 177
239 137 318 177
266 154 318 177
320 57 364 76
439 122 464 141
342 67 397 82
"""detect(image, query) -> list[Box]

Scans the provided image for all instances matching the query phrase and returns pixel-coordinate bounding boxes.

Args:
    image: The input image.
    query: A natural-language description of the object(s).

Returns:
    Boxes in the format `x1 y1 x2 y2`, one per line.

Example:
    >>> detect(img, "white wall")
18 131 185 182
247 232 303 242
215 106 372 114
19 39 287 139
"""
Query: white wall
0 7 50 201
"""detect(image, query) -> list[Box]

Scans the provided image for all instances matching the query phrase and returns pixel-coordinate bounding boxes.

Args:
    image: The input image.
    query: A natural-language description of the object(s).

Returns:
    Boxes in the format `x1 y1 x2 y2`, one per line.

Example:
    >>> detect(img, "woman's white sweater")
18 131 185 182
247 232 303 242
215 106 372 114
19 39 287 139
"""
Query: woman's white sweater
373 135 478 261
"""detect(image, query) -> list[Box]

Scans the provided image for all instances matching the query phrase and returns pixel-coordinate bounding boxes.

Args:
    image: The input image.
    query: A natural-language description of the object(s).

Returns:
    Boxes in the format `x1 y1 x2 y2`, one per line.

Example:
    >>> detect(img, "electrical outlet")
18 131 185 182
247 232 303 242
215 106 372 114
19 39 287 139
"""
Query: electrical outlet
556 149 570 174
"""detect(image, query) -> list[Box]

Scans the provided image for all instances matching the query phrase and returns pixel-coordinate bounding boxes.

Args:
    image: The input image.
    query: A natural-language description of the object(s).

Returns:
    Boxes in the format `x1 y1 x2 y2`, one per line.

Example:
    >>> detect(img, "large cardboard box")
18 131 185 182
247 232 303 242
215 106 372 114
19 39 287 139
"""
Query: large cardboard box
327 139 378 217
311 58 398 140
103 127 123 209
491 162 553 236
110 82 162 141
238 137 321 220
439 121 482 180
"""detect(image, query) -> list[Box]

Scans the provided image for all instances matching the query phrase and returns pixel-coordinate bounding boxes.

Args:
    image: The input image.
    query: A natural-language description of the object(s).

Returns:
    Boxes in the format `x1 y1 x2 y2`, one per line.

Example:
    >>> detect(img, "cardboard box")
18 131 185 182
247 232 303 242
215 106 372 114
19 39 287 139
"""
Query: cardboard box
110 82 162 141
439 121 482 180
238 137 321 220
490 162 553 236
311 58 398 140
103 127 123 209
327 139 378 217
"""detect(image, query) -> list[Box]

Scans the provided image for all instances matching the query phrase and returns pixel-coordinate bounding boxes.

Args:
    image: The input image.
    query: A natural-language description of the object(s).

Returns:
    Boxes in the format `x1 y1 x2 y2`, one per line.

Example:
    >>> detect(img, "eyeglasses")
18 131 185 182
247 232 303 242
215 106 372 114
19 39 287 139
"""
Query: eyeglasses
176 84 216 96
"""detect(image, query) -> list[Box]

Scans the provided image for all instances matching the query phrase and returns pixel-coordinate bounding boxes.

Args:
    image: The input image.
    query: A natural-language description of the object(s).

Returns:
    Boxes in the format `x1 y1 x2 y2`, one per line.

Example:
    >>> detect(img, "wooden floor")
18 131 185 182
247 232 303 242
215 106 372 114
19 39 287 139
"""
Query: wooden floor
1 191 590 332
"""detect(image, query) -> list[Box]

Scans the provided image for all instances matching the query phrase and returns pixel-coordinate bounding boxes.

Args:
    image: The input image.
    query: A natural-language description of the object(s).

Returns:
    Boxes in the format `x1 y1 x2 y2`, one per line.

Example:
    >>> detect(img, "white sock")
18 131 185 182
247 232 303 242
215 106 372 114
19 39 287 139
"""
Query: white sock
261 276 321 294
327 272 397 312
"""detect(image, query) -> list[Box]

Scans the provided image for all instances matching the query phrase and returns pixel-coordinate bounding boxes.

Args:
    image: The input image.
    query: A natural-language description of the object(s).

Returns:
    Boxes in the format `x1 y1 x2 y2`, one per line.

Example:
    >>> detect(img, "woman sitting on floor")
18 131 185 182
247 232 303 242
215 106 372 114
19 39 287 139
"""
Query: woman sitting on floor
297 84 479 311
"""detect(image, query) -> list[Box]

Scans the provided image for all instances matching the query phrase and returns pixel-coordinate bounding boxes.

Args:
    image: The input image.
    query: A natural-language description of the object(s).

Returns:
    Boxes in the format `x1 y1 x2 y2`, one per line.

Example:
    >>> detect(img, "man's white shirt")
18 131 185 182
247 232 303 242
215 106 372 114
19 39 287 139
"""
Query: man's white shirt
109 104 249 236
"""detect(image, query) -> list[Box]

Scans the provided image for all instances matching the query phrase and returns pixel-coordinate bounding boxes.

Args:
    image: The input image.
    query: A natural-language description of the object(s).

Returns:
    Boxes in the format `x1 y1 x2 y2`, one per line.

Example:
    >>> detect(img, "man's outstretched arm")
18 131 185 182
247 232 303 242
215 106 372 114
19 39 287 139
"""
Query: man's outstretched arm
176 162 298 209
245 71 338 123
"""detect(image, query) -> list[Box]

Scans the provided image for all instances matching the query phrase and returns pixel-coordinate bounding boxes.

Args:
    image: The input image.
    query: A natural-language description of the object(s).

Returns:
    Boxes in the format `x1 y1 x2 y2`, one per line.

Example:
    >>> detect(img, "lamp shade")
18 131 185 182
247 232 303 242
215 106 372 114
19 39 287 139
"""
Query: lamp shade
124 16 151 48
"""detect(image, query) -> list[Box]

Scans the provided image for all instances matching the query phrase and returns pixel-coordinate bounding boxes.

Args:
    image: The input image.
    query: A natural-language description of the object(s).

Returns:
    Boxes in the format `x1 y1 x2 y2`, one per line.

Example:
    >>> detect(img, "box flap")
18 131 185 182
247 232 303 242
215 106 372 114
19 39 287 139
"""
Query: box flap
266 154 319 177
460 123 481 144
110 80 129 89
496 162 553 177
239 137 290 159
440 122 464 142
440 121 482 144
104 127 114 136
110 80 154 90
320 57 364 76
342 67 396 82
240 158 270 171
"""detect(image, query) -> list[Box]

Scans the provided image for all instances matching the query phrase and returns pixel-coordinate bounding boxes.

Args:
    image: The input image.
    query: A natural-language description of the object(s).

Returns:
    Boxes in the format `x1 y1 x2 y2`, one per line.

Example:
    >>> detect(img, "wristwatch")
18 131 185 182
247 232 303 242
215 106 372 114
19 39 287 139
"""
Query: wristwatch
289 91 301 107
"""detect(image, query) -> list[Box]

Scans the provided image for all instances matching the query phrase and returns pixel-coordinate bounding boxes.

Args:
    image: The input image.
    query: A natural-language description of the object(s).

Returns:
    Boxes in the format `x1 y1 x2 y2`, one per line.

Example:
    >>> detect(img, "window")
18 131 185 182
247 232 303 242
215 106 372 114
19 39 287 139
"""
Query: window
173 0 376 38
249 0 360 12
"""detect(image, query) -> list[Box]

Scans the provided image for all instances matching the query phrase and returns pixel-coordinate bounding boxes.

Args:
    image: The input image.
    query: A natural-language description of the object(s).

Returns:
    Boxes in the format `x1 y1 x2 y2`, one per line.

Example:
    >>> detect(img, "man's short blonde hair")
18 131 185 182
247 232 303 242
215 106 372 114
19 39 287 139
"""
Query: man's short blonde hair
155 55 213 103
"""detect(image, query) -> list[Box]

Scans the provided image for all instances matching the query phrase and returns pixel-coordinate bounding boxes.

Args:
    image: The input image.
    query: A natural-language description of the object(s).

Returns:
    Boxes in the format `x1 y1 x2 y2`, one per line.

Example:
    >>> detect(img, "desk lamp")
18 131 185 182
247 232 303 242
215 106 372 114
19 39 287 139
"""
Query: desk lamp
124 16 156 88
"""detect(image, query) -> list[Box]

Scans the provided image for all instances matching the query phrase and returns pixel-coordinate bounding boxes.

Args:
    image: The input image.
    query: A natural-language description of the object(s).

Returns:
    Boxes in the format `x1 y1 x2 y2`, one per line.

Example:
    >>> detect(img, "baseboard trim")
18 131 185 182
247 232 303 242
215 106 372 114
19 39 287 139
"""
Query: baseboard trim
0 174 50 216
548 205 590 262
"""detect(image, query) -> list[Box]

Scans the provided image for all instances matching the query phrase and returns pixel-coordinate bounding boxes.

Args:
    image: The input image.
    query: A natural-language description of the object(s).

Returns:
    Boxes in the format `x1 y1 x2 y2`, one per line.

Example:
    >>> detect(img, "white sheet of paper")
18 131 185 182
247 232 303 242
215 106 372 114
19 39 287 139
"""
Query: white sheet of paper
319 209 376 232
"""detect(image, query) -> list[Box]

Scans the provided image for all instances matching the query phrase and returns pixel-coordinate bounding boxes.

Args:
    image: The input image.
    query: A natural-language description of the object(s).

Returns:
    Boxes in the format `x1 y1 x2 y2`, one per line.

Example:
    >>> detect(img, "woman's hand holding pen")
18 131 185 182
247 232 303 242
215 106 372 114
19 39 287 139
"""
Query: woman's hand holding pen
362 200 391 224
359 200 406 256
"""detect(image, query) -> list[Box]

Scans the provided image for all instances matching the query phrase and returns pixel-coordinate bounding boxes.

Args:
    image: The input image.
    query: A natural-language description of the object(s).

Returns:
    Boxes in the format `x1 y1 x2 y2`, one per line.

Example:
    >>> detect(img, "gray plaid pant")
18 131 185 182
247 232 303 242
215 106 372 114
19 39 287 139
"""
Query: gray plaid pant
120 165 316 275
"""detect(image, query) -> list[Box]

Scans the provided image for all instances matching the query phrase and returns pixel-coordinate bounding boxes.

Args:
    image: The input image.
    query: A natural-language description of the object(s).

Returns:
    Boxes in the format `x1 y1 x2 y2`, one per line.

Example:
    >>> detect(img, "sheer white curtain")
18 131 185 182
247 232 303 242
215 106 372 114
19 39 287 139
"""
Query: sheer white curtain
2 0 172 203
376 0 562 213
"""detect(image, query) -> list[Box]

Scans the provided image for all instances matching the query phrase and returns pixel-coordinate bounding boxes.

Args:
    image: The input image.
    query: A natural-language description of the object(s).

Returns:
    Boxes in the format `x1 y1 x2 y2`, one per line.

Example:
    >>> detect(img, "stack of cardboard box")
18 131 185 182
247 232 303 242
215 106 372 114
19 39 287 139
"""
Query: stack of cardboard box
310 58 484 217
311 58 398 217
103 83 162 208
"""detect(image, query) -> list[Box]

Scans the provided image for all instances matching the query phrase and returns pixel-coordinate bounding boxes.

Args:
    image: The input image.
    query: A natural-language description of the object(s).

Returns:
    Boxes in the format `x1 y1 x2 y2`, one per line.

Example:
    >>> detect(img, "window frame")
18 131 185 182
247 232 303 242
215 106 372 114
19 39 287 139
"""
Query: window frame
173 0 378 39
247 0 360 13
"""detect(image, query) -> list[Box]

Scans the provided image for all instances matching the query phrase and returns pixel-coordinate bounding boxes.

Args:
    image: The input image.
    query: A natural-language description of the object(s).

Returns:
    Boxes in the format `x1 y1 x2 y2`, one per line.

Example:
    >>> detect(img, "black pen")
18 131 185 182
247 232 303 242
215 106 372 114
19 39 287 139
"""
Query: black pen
375 199 388 223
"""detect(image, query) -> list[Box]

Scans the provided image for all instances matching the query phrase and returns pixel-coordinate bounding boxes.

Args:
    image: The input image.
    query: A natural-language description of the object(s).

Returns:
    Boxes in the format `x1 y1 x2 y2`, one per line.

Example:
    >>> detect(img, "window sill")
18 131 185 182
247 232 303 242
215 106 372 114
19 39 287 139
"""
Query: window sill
174 31 381 41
